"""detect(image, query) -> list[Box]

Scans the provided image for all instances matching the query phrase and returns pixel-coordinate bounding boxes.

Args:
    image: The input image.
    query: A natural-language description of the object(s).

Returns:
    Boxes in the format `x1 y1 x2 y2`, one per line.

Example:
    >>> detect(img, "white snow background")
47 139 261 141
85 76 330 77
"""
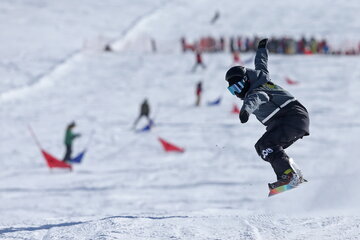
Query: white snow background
1 0 360 239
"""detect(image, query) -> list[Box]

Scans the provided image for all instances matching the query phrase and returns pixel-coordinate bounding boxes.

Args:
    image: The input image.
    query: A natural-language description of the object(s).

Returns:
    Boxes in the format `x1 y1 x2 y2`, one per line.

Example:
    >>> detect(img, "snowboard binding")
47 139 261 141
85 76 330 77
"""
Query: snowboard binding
268 158 307 197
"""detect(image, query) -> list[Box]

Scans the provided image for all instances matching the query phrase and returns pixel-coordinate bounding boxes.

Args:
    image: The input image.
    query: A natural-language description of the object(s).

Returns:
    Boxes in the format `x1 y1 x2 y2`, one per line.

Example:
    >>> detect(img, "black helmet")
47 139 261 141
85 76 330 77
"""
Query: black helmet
225 66 250 100
68 121 76 128
225 66 247 85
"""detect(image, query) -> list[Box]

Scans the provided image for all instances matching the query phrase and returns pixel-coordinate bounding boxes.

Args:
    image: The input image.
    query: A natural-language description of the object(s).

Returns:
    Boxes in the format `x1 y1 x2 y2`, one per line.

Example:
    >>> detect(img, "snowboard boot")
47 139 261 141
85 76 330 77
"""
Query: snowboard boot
268 168 301 190
288 158 307 183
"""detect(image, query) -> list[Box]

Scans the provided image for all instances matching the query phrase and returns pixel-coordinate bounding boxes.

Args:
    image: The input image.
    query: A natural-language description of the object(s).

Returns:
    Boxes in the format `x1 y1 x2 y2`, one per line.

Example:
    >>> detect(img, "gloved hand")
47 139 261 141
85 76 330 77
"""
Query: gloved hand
239 110 249 123
258 38 268 49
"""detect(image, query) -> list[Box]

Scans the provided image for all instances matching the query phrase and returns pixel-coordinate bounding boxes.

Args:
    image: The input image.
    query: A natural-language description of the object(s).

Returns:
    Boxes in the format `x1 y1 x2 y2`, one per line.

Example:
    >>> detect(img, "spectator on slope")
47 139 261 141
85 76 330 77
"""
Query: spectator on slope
318 39 329 54
151 38 157 53
195 81 203 106
244 37 251 52
181 37 195 52
191 51 206 72
133 98 151 129
219 37 225 52
229 37 235 53
224 38 310 190
104 43 113 52
237 37 243 52
298 36 307 54
310 37 318 53
210 10 220 24
181 37 187 52
63 121 81 162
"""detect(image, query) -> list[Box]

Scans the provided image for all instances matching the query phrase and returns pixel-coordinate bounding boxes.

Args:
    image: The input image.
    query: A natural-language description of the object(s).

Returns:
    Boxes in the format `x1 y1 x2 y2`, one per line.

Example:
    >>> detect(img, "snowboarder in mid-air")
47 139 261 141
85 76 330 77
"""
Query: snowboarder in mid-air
225 38 310 192
63 121 81 162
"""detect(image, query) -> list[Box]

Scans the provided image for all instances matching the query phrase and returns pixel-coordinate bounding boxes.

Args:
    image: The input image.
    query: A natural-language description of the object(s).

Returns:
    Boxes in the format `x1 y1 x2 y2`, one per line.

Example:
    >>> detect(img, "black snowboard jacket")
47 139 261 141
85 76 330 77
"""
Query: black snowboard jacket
241 47 310 135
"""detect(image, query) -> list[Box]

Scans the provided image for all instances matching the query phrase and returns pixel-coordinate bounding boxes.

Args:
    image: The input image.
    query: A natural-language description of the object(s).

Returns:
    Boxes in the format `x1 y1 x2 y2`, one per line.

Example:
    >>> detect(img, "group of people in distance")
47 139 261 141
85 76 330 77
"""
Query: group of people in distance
63 99 151 162
182 35 360 55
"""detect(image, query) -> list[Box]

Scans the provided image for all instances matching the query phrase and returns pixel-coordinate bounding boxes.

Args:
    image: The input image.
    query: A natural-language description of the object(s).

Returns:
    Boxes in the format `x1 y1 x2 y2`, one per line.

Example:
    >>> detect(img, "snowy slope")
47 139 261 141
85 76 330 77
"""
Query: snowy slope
1 0 360 239
0 0 168 95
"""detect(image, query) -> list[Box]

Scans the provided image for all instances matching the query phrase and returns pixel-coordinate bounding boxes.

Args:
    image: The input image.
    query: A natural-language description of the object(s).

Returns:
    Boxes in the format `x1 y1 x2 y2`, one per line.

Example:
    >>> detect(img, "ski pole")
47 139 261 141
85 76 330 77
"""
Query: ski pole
28 124 43 150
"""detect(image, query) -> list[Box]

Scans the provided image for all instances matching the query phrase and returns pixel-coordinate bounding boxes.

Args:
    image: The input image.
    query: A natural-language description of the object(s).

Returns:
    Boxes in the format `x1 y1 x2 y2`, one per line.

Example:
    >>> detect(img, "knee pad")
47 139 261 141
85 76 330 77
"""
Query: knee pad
255 140 274 161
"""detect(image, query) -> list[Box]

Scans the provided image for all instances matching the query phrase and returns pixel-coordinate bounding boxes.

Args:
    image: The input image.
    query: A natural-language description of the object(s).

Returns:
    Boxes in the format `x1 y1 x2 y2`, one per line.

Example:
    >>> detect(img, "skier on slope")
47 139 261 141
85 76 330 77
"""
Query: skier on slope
195 81 203 106
225 38 310 189
133 98 152 129
63 121 81 162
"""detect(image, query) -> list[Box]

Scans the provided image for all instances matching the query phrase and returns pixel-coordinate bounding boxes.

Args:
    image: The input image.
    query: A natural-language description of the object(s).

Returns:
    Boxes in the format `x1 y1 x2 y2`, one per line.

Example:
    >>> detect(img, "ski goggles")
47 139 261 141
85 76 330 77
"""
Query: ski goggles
227 78 246 95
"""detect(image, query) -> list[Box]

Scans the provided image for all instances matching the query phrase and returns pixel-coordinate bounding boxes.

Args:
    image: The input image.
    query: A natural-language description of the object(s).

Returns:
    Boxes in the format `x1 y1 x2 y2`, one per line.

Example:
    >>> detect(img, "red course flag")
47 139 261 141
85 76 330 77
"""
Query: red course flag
285 77 299 85
41 150 72 170
28 125 72 171
231 104 240 114
158 137 185 153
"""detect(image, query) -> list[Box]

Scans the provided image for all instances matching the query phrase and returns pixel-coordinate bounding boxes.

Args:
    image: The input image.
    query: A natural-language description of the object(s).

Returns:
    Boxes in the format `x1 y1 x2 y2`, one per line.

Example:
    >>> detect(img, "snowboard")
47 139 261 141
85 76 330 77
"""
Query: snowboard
268 179 307 197
268 158 307 197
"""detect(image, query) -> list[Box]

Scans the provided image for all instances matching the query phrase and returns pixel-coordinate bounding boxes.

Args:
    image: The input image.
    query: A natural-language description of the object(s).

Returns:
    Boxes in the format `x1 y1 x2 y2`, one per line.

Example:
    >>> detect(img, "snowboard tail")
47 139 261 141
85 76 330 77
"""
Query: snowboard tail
268 183 295 196
268 183 296 197
268 179 307 197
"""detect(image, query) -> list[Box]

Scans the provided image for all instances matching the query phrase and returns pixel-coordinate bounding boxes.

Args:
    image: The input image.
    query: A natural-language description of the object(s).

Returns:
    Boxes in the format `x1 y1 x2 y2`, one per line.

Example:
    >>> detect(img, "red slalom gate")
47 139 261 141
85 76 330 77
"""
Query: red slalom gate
158 137 185 153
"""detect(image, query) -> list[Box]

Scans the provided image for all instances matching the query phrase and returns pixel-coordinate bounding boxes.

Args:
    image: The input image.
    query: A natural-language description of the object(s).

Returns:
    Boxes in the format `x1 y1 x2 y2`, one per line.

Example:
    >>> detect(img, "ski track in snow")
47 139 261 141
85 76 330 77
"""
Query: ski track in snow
3 215 360 240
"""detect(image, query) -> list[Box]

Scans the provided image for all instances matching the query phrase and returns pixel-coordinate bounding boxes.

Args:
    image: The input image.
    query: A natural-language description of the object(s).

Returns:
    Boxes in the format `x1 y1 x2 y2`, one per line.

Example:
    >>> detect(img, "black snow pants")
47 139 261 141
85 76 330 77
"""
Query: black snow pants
255 125 307 179
63 144 72 162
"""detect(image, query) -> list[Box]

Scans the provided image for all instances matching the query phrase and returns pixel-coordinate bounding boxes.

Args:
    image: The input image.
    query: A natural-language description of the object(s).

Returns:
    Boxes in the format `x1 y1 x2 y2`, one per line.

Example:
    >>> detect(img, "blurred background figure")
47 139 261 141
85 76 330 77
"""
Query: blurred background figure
232 51 241 64
133 98 151 129
63 121 81 162
104 43 112 52
195 81 203 106
210 10 220 24
151 38 157 53
191 51 206 72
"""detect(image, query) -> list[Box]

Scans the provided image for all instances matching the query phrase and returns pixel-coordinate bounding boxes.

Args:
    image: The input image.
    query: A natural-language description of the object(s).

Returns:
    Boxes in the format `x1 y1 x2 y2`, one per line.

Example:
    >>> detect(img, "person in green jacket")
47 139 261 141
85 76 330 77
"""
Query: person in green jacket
63 121 81 162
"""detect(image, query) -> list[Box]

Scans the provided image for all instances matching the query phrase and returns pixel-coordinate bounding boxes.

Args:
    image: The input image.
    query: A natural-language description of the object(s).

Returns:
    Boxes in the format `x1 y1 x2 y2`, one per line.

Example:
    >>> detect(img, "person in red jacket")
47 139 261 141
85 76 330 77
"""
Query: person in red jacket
232 51 241 64
192 51 206 72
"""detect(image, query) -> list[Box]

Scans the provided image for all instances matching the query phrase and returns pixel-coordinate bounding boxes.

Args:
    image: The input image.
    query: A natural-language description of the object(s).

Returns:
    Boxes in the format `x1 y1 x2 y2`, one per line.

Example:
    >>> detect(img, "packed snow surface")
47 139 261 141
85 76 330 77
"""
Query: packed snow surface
1 0 360 239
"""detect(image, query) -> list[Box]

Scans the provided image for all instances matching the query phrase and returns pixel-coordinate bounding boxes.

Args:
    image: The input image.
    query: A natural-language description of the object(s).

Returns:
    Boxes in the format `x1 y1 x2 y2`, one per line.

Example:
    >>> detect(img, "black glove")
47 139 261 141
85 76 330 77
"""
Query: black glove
258 38 268 49
239 110 249 123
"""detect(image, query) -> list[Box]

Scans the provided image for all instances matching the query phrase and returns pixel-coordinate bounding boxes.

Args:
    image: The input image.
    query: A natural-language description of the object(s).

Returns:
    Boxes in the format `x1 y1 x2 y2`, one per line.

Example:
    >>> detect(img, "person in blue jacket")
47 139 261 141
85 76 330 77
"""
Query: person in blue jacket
225 38 310 189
